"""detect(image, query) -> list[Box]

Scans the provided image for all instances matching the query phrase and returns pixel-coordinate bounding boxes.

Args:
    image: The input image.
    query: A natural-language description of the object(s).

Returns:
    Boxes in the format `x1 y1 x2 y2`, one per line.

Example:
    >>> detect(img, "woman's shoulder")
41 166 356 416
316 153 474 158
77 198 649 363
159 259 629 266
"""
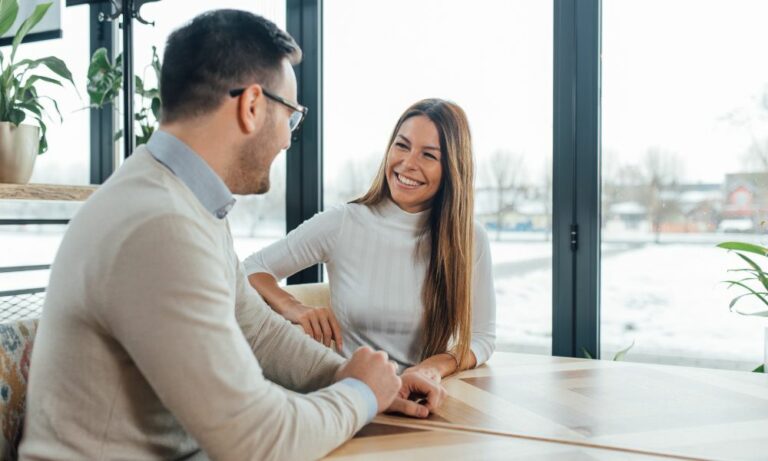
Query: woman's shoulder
473 221 490 245
472 222 492 258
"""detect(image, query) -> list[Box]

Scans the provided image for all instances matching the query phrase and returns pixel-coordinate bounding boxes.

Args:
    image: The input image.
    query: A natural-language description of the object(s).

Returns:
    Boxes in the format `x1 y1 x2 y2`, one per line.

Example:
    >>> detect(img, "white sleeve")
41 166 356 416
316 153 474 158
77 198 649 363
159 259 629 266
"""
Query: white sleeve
470 224 497 366
242 205 345 280
103 215 369 461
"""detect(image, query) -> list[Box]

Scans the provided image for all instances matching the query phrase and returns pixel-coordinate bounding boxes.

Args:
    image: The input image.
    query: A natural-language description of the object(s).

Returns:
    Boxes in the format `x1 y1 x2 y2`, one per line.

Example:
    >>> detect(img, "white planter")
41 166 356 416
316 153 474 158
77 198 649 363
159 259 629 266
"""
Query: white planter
764 326 768 371
0 122 40 184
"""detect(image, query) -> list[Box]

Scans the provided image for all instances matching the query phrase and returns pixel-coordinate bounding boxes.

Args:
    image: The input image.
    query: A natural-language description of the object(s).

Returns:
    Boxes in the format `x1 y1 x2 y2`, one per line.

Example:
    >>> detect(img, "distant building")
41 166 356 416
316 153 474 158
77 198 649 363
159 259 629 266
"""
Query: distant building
721 173 768 231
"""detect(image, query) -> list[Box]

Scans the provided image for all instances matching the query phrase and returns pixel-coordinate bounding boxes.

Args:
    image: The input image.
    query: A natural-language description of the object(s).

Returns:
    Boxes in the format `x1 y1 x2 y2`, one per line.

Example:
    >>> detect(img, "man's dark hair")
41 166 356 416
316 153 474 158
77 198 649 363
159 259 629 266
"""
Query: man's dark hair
160 9 302 123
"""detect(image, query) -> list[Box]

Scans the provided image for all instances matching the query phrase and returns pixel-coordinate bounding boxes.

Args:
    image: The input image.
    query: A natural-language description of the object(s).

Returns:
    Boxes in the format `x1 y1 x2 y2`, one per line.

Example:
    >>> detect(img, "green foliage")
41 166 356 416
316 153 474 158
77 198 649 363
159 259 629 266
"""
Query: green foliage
718 241 768 373
582 341 635 361
87 45 162 146
0 0 75 154
717 242 768 317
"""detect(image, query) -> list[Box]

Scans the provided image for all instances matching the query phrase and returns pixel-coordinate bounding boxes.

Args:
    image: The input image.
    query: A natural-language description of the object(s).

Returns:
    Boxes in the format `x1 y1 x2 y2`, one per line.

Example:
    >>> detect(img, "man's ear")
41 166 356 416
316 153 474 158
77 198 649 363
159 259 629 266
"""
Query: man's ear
237 84 267 134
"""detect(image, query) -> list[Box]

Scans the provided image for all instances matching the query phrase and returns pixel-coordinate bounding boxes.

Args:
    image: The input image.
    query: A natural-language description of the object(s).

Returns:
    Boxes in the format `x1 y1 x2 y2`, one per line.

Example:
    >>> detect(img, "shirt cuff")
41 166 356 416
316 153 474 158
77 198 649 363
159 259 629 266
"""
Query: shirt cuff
337 378 378 423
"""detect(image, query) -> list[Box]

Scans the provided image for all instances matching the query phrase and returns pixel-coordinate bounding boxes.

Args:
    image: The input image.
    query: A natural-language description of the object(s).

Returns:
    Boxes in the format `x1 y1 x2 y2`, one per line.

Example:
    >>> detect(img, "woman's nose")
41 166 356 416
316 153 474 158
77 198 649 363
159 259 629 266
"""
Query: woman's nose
399 150 418 169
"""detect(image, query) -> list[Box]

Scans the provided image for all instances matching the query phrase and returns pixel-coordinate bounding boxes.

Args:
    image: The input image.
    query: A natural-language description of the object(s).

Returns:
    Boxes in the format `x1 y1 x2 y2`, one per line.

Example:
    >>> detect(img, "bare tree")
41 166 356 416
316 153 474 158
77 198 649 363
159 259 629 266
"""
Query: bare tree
722 87 768 171
642 147 682 243
329 152 383 205
483 149 527 241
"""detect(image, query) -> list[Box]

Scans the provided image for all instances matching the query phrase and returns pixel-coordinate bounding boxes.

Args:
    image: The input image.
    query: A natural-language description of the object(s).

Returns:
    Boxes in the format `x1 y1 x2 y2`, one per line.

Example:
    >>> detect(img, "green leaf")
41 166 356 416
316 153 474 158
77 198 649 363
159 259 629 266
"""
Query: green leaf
18 100 42 118
38 56 74 87
581 347 593 360
135 75 144 94
718 242 768 257
11 2 52 62
0 0 19 38
113 129 123 142
729 252 768 292
728 291 768 310
732 308 768 317
753 364 765 373
151 96 160 120
8 107 24 125
612 340 635 361
34 116 47 154
722 280 768 309
87 48 111 79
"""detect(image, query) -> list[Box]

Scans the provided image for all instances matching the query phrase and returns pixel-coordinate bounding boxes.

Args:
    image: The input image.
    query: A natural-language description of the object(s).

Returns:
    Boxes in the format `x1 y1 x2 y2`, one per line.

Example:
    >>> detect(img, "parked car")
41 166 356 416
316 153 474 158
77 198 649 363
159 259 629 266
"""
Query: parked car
717 218 754 233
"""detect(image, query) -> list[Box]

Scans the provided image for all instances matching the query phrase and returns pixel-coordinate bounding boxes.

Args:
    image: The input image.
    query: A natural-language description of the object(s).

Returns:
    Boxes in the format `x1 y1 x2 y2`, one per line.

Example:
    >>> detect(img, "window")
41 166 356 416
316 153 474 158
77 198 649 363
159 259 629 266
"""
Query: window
0 5 91 320
132 0 288 260
324 0 554 353
601 0 768 369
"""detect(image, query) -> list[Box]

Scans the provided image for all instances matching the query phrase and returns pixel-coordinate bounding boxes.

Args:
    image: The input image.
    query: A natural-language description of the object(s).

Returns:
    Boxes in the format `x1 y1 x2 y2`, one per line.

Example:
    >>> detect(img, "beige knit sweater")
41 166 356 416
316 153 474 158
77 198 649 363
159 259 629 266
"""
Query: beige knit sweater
19 147 370 461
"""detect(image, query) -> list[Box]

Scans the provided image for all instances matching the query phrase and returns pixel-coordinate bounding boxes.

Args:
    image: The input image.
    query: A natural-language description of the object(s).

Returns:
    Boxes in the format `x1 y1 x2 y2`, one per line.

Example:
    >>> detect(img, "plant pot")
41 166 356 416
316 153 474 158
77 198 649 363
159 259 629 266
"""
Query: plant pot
0 122 40 184
764 326 768 371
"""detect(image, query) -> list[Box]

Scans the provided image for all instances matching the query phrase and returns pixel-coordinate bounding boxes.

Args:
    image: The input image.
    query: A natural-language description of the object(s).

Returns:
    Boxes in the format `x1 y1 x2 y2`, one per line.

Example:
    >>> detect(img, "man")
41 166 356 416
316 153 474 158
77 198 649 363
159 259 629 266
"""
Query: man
20 10 444 461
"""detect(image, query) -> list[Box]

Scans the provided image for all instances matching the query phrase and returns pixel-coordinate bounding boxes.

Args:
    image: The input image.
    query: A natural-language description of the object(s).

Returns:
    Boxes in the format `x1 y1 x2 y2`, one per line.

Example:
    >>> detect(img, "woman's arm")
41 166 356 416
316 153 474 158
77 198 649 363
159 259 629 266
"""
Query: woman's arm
404 225 496 382
402 351 478 383
243 206 346 349
248 272 342 350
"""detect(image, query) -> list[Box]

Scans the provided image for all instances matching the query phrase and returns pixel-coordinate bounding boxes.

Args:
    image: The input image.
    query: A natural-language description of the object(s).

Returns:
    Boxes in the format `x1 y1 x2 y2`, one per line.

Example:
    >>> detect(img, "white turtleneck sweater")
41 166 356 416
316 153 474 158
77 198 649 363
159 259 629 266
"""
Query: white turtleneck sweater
243 200 496 369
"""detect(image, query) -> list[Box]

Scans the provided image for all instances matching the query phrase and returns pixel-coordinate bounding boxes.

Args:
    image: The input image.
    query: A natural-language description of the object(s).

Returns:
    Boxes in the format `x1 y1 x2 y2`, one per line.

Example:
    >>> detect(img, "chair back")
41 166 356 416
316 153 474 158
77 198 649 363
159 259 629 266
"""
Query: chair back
282 282 331 309
0 319 38 461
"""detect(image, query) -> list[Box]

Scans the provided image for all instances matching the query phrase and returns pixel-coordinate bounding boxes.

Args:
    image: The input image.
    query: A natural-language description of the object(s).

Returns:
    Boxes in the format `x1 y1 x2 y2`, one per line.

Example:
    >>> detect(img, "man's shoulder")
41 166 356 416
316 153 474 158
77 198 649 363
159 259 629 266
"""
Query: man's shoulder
88 148 209 223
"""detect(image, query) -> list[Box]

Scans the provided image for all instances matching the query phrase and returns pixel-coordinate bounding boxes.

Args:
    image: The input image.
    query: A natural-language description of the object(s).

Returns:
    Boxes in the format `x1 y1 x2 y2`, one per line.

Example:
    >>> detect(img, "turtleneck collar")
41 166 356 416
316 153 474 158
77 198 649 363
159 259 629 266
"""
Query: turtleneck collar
375 197 430 232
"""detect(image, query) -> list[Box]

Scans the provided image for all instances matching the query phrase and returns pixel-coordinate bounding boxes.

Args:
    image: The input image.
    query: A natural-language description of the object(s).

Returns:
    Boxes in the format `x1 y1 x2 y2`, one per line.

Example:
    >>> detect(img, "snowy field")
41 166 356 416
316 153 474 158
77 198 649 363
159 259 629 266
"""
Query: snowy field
2 228 766 371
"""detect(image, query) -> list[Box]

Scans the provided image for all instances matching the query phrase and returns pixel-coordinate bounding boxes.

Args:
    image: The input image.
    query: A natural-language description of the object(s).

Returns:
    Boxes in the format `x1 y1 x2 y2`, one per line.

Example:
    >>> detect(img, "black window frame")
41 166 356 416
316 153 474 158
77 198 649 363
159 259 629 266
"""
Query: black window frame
86 0 604 358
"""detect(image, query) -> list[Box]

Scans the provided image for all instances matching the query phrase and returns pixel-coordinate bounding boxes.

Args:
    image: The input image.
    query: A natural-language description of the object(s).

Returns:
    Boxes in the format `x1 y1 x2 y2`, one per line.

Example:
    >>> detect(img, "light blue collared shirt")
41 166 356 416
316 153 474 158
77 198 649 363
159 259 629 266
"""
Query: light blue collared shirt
145 130 378 422
146 130 236 219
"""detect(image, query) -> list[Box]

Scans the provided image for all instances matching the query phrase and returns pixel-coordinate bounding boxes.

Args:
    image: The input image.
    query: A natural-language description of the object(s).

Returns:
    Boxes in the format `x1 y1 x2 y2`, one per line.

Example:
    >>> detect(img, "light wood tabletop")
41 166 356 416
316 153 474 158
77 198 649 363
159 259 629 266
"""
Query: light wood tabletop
326 421 679 460
327 352 768 461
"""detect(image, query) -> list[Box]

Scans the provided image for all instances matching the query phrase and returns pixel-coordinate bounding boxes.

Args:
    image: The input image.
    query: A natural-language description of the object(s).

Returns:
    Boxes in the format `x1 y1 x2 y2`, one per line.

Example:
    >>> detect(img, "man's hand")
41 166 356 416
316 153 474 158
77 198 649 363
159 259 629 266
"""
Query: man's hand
386 370 447 418
281 302 343 351
335 347 401 413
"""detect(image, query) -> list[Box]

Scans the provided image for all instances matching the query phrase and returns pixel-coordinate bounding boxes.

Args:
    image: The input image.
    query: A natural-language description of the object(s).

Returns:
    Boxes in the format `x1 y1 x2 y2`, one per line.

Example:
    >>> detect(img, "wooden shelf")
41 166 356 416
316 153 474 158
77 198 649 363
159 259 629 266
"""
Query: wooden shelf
0 183 97 201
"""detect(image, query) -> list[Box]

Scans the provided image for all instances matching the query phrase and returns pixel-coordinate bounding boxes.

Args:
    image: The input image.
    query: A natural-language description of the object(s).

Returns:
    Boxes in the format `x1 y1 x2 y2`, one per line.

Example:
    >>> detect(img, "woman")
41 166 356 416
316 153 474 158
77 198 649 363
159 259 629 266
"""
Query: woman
243 98 495 382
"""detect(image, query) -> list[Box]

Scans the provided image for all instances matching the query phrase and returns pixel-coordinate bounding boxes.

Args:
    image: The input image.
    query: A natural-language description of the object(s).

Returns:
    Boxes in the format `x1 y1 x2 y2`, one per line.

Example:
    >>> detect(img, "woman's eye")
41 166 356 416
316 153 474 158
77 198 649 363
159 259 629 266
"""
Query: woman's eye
424 152 437 160
395 142 408 150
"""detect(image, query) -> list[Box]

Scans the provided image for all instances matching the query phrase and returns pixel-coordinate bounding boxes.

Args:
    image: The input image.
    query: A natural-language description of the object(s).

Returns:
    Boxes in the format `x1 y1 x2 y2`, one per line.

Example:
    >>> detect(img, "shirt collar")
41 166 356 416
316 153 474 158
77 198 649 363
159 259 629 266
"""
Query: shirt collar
146 130 236 219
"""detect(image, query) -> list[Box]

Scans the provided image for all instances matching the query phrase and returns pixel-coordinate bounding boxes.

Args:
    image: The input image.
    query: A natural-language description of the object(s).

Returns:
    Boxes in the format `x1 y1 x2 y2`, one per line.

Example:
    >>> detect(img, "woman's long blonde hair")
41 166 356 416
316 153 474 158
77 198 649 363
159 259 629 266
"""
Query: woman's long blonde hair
352 99 475 370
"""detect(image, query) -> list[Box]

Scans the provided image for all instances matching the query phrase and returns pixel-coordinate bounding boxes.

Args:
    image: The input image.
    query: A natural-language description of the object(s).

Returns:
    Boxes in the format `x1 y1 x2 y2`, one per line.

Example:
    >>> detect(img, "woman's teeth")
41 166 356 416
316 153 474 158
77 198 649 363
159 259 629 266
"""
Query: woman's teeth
396 173 421 187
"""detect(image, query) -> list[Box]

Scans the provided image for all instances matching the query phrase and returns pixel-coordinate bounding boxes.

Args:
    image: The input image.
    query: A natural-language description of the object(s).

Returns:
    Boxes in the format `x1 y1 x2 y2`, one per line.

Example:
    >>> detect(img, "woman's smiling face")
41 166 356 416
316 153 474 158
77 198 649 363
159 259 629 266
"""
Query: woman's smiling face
385 115 443 213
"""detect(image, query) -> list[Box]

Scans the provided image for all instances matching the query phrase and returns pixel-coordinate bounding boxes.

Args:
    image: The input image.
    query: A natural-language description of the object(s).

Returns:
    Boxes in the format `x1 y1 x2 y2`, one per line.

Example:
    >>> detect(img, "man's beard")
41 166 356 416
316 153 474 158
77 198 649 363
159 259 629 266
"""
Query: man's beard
229 134 276 195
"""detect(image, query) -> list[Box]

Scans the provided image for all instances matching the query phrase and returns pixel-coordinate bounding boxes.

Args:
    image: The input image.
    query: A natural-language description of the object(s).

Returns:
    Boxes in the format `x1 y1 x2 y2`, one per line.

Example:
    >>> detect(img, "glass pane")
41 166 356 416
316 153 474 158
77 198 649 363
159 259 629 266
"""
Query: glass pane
0 5 90 319
602 0 768 370
131 1 288 258
11 5 91 185
324 0 553 354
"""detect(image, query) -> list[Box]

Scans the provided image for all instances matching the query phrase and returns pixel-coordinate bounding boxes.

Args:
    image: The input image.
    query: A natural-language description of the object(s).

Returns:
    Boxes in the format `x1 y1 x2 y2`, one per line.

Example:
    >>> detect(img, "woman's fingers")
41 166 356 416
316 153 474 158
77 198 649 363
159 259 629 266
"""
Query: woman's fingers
307 313 323 343
296 306 343 349
318 311 333 347
327 308 344 351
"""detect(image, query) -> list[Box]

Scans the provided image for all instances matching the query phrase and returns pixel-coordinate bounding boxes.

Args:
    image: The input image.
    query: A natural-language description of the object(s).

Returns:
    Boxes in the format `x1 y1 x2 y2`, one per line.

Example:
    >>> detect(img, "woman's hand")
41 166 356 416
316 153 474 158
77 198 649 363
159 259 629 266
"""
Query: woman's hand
281 302 343 351
401 365 441 384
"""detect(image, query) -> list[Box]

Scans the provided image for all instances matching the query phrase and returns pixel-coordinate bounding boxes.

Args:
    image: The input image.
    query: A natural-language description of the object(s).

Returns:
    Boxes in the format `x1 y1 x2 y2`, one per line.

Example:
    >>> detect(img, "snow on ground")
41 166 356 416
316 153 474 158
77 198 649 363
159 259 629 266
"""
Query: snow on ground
2 228 766 371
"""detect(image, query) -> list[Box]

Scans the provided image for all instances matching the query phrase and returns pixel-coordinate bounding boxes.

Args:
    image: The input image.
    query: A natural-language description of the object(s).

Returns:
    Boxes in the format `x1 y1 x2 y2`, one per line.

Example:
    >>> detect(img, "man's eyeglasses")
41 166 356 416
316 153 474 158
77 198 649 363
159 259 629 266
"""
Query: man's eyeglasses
229 87 308 137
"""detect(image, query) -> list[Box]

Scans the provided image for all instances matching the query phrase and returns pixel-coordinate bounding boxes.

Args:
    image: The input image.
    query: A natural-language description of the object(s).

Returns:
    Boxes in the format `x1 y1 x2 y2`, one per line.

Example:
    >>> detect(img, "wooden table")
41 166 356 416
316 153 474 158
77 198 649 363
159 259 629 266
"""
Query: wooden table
326 352 768 461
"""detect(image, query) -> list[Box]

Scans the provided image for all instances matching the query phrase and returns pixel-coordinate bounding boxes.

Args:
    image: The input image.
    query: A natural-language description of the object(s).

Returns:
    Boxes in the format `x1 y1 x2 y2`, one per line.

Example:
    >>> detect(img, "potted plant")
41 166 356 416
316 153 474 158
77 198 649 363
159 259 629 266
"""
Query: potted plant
0 0 75 184
87 45 161 146
717 241 768 373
